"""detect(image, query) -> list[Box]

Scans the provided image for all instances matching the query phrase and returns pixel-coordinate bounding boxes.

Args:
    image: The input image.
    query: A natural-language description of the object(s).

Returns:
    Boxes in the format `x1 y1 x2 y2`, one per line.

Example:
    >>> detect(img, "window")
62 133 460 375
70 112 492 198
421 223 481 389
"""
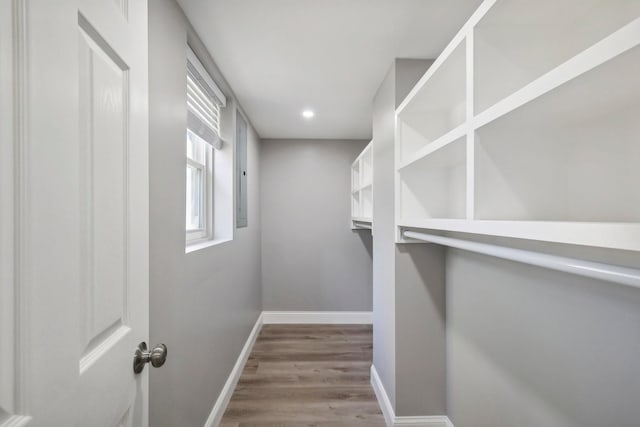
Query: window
186 129 211 241
186 47 226 245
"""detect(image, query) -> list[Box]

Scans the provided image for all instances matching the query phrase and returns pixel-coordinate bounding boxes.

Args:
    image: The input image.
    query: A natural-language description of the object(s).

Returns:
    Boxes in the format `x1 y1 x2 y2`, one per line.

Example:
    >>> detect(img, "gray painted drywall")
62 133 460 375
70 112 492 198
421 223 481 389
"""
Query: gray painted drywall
260 139 373 311
372 58 443 416
392 58 446 417
395 243 446 416
148 1 261 426
447 248 640 427
395 58 434 108
372 63 398 408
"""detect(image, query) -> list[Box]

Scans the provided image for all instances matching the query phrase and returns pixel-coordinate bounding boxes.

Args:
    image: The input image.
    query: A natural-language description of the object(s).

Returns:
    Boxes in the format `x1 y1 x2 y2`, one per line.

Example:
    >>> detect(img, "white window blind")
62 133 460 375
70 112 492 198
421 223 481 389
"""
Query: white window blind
187 48 226 148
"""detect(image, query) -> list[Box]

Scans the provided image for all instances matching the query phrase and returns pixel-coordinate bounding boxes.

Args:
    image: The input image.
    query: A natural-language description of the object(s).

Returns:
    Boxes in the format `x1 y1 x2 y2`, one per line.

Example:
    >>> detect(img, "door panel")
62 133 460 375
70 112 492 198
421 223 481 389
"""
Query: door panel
78 20 129 366
7 0 150 426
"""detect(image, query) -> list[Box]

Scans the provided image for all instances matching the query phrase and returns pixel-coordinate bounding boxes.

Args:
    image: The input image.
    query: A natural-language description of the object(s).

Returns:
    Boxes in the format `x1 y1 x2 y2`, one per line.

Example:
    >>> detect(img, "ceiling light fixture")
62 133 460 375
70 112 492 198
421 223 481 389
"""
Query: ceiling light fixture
302 109 315 119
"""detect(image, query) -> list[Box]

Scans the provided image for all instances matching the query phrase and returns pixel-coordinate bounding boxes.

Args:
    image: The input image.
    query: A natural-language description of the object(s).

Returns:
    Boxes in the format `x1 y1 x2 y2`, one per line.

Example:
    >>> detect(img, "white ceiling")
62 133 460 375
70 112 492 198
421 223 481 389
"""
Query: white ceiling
177 0 483 140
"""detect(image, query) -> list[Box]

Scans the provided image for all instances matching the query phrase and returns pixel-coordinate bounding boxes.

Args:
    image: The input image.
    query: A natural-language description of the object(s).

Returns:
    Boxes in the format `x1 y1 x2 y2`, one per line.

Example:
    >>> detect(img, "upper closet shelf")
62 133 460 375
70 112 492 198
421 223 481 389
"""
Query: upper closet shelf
397 123 467 171
399 219 640 253
395 0 640 251
474 16 640 131
351 141 373 227
396 39 467 166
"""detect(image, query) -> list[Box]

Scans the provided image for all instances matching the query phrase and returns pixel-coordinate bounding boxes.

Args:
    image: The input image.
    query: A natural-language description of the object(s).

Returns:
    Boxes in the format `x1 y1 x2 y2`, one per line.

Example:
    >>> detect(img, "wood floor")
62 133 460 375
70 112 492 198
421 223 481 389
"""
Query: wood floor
220 324 385 427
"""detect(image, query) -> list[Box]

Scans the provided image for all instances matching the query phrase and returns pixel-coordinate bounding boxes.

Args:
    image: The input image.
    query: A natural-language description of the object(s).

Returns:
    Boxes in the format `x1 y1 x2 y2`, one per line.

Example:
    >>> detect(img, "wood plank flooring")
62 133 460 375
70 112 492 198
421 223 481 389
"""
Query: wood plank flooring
220 324 385 427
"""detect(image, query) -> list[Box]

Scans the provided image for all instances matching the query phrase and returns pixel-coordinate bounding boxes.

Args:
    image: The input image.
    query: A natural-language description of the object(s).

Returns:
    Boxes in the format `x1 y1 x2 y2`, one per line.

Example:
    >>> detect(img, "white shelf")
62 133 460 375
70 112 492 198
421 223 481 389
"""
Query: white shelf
474 0 640 113
397 40 466 164
351 141 373 226
398 219 640 253
395 0 640 251
361 186 373 219
351 162 360 190
474 16 640 131
357 182 372 192
352 191 360 217
352 217 372 230
352 217 372 223
398 123 467 171
361 147 372 186
475 43 640 223
398 137 466 221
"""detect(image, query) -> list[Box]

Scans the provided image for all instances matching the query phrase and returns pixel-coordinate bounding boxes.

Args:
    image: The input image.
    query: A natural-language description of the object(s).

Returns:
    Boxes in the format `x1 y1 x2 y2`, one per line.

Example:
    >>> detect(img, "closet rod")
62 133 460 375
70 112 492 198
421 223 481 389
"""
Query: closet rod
402 230 640 289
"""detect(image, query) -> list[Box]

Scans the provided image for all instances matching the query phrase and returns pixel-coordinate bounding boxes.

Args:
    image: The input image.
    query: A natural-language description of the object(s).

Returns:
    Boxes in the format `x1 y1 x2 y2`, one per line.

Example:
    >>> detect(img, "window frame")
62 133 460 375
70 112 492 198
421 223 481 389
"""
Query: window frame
185 46 225 248
186 130 213 244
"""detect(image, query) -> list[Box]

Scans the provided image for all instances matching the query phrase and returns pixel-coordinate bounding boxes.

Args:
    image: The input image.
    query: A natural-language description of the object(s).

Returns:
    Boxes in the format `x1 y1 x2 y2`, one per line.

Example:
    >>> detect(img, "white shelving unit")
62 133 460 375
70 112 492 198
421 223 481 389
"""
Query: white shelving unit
396 0 640 252
352 141 373 229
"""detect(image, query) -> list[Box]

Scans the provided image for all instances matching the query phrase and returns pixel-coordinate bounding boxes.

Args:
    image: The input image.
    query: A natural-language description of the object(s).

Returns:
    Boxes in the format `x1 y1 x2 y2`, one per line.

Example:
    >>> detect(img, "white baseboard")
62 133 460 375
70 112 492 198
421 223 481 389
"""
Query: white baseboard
394 417 453 427
203 312 264 427
371 364 395 426
370 365 453 427
262 310 373 324
0 416 32 427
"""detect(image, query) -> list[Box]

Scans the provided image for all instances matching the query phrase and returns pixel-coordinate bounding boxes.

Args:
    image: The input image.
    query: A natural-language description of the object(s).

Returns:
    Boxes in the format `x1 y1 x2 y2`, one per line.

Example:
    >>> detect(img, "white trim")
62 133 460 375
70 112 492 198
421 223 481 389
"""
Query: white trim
262 311 373 325
185 237 232 254
371 365 395 427
185 130 214 246
203 313 263 427
394 417 452 427
0 415 31 427
0 0 16 418
10 0 30 421
370 365 453 427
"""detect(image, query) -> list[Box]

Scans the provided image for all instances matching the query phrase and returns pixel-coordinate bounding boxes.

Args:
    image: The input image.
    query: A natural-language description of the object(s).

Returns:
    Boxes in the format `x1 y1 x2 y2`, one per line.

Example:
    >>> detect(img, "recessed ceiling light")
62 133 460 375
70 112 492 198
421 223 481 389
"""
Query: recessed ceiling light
302 109 315 119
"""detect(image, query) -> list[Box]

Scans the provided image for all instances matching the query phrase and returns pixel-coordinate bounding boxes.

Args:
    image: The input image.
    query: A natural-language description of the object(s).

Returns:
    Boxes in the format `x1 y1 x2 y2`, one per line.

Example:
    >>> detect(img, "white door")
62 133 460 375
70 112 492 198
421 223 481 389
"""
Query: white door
1 0 151 426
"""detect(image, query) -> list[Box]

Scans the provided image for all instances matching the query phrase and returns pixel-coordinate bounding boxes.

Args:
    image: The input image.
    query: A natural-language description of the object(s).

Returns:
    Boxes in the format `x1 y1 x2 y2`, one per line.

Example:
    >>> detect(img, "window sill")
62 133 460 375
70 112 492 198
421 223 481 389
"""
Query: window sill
185 237 232 254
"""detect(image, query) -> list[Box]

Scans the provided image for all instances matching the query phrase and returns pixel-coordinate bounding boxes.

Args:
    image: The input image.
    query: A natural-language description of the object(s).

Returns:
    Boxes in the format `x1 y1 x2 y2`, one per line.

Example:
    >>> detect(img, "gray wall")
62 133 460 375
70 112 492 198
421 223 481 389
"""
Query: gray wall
372 63 398 408
395 243 446 416
372 58 444 416
446 239 640 427
393 59 446 417
148 1 262 426
260 139 373 311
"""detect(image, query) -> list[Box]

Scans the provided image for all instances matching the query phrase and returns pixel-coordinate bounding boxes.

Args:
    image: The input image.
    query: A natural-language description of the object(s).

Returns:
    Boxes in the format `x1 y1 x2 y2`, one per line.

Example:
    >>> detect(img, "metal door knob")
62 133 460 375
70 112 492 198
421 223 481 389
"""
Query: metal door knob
133 342 167 374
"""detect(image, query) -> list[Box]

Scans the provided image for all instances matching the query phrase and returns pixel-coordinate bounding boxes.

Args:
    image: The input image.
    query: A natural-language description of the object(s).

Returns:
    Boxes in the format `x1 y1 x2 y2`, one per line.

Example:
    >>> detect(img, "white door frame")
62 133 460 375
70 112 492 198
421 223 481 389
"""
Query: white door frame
0 1 30 426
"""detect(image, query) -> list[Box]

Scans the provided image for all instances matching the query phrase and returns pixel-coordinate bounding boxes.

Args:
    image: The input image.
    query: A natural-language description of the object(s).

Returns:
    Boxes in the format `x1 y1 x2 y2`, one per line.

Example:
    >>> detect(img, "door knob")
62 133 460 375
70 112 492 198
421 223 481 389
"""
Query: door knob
133 342 167 374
